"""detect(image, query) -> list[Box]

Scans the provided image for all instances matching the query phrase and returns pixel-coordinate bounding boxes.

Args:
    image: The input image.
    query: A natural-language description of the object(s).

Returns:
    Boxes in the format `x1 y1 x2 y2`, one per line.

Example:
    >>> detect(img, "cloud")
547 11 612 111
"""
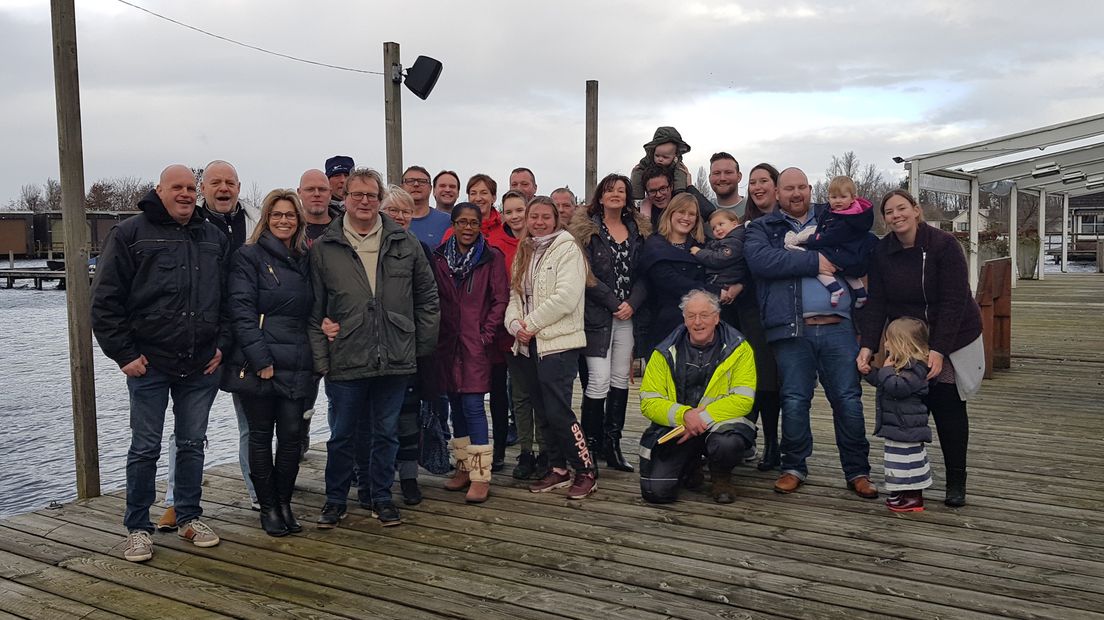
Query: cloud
3 0 1104 205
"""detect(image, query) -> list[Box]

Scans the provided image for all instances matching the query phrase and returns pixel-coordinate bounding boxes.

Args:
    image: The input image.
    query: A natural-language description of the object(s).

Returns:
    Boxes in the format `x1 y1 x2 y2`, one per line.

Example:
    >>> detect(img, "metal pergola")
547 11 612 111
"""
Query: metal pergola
896 113 1104 289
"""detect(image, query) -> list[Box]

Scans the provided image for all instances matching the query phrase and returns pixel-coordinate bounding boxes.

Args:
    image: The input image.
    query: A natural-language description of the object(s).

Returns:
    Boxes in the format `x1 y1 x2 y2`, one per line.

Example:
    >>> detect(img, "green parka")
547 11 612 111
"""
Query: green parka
308 215 439 380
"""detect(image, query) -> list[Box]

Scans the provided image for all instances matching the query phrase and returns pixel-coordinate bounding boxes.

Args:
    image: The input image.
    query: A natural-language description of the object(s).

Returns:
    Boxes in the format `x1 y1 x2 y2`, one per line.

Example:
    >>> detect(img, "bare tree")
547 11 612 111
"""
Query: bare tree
694 166 715 203
18 184 46 213
813 151 897 204
241 181 264 213
45 178 63 211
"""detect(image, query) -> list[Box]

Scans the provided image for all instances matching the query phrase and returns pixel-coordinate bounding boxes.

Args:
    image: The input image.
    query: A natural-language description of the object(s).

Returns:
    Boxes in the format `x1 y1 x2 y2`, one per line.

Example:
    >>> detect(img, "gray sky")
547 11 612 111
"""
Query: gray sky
2 0 1104 206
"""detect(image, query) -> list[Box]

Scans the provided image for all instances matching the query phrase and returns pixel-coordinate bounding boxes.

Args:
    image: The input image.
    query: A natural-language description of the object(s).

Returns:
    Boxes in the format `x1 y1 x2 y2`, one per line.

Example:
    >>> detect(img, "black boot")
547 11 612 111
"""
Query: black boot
944 468 967 507
604 388 634 472
756 405 781 472
581 396 606 461
274 440 302 533
251 474 289 537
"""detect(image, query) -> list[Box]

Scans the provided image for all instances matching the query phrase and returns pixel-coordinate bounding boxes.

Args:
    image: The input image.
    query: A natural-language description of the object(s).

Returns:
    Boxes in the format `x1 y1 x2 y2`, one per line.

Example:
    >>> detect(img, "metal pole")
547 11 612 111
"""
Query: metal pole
50 0 100 499
968 178 980 292
1009 188 1018 288
383 42 403 187
585 80 598 201
1061 193 1070 272
1037 189 1046 280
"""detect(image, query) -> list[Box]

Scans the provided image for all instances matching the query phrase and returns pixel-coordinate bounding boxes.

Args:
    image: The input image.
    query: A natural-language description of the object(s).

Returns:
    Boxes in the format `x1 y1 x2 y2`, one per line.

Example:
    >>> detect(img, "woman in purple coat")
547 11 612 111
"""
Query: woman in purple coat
431 203 510 504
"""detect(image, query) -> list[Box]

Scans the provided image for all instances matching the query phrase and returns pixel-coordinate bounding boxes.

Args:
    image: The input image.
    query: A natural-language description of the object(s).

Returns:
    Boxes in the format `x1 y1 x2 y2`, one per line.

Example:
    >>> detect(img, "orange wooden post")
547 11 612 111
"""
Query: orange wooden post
992 258 1012 370
975 261 995 379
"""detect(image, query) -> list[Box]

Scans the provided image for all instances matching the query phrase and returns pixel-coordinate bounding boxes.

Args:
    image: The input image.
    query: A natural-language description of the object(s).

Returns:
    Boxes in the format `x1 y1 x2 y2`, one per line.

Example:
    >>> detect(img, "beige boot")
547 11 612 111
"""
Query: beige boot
444 437 471 492
465 444 493 503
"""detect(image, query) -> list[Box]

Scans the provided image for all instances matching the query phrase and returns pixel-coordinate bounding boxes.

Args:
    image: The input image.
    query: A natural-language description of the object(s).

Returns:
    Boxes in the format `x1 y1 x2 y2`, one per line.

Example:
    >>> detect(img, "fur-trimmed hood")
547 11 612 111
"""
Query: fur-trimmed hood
567 208 652 244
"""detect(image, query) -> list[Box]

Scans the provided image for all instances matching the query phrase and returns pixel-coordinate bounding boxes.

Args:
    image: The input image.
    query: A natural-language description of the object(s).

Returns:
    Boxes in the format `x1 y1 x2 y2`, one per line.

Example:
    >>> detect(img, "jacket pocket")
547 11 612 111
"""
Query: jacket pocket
329 311 372 371
383 310 415 366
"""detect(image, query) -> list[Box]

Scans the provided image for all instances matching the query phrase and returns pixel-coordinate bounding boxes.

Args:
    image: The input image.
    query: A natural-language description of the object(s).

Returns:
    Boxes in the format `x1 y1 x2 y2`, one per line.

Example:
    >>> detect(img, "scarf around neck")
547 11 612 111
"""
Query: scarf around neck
444 234 484 281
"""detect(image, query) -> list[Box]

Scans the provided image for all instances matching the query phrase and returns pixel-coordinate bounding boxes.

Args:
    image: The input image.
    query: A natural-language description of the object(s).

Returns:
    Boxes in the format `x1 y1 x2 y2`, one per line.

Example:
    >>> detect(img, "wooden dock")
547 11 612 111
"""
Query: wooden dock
0 268 87 289
2 274 1102 619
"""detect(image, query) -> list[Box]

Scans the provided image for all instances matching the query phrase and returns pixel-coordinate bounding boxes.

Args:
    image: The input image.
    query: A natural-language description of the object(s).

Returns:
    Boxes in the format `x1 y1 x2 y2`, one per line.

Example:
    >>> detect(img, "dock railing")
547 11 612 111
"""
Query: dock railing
975 257 1012 378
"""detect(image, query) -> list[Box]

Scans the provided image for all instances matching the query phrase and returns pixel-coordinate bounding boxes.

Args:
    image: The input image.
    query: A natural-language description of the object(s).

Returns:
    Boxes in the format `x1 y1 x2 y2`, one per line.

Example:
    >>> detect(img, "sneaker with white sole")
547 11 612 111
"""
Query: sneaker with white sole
178 519 220 548
124 531 153 562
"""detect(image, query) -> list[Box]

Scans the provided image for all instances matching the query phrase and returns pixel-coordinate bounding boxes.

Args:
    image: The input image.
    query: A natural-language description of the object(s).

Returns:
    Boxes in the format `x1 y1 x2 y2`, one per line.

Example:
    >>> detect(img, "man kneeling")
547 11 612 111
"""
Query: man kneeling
639 290 757 504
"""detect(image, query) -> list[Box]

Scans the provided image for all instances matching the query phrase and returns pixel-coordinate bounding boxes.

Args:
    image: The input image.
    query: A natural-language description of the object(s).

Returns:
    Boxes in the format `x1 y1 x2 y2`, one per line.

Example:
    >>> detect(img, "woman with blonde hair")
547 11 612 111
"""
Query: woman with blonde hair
506 196 597 499
636 193 722 354
221 189 314 537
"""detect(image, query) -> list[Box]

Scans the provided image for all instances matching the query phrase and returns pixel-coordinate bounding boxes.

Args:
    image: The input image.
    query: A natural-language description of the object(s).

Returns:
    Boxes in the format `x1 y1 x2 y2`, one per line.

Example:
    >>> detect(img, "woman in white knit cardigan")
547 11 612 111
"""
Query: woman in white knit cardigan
506 196 598 499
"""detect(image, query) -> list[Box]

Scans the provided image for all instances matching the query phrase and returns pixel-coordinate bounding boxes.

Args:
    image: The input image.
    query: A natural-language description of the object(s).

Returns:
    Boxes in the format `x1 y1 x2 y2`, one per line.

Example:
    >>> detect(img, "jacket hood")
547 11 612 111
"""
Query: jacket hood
567 209 652 244
643 126 691 156
138 189 204 226
654 320 746 358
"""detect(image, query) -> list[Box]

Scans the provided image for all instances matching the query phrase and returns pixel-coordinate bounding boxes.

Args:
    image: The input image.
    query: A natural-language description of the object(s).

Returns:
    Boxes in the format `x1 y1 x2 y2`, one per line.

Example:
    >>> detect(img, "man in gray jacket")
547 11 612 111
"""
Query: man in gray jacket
309 168 439 529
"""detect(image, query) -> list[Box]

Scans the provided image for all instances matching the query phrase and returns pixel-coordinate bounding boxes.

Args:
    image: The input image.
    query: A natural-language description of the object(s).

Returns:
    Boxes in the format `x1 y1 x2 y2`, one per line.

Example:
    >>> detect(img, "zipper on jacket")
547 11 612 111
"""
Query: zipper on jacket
921 249 929 324
267 263 280 286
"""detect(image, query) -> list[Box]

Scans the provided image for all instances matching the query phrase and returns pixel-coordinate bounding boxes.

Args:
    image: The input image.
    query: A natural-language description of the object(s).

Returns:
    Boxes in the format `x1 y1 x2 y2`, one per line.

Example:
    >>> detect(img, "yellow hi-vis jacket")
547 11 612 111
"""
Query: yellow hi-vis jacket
640 322 757 431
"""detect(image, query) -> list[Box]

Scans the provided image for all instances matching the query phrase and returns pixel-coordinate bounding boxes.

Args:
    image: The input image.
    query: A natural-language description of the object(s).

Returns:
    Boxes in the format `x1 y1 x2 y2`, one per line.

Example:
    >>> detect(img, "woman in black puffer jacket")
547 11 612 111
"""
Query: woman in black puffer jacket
222 189 314 537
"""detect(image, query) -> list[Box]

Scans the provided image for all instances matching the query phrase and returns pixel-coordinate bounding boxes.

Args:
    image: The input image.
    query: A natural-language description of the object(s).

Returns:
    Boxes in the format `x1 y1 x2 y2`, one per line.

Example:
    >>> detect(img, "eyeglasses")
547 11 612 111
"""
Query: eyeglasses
348 191 380 202
386 208 415 217
453 219 481 229
301 186 329 194
684 312 718 322
402 178 430 186
646 184 671 196
269 212 298 221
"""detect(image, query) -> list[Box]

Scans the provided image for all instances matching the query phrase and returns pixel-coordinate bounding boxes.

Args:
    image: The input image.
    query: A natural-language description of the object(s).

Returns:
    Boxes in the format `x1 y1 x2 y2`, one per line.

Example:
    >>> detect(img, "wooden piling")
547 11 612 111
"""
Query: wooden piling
585 80 598 201
384 42 403 187
50 0 100 499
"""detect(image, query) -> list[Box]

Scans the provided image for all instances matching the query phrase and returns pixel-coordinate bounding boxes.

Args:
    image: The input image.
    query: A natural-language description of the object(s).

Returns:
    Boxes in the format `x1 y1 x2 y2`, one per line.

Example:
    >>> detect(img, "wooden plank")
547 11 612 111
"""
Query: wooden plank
0 577 123 619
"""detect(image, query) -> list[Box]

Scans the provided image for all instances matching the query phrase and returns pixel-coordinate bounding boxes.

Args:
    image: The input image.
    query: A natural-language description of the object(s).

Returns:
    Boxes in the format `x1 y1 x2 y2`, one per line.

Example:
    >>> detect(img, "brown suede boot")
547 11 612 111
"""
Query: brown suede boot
711 471 736 504
465 444 493 504
444 437 471 492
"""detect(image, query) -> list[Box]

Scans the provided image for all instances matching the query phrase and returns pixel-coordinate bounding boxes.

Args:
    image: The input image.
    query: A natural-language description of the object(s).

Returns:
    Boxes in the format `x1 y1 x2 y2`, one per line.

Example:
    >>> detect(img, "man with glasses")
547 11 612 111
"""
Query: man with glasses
404 165 451 248
299 168 341 245
641 164 717 233
638 290 757 505
308 168 440 529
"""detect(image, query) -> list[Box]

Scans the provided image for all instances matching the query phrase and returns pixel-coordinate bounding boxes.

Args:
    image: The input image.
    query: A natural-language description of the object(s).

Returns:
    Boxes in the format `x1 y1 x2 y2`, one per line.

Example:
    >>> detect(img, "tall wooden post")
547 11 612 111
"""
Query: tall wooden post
51 0 100 499
1061 193 1070 272
384 42 403 187
968 178 980 292
585 80 598 201
1009 187 1018 288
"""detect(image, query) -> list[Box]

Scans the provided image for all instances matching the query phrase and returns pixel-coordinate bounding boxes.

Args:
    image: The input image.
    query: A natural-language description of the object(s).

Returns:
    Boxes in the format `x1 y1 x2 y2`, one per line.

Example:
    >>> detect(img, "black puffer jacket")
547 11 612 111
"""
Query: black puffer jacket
92 190 230 376
865 361 932 443
221 232 315 399
568 210 651 357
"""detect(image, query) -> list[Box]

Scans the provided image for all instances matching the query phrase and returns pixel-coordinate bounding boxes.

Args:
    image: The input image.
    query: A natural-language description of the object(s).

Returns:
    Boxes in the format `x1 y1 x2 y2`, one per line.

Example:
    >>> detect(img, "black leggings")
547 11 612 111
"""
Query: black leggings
924 382 969 471
490 363 509 457
752 390 781 447
514 345 593 473
240 394 304 501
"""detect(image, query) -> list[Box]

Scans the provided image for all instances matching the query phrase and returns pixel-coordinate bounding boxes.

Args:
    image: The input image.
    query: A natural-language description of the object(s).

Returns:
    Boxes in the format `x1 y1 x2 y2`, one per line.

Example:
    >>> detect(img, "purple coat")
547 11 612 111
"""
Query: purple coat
431 242 509 393
857 222 982 357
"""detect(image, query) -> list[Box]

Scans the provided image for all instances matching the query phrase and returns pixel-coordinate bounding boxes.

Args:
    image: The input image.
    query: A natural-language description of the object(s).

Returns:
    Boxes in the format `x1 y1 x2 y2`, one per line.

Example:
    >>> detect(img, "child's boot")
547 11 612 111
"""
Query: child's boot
888 490 925 513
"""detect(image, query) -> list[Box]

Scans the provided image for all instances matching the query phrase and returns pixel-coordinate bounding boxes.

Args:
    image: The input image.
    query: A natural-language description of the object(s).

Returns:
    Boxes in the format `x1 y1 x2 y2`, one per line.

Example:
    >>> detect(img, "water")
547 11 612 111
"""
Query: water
0 271 330 519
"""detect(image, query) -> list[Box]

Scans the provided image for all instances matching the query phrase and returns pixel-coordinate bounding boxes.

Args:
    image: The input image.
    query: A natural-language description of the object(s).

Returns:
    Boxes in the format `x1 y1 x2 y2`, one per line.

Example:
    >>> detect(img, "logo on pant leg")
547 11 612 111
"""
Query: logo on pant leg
570 422 593 469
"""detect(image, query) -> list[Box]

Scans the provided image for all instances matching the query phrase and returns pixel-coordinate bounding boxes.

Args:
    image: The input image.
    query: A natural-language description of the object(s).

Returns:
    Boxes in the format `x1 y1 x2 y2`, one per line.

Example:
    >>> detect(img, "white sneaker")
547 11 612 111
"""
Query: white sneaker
178 519 220 548
124 531 153 562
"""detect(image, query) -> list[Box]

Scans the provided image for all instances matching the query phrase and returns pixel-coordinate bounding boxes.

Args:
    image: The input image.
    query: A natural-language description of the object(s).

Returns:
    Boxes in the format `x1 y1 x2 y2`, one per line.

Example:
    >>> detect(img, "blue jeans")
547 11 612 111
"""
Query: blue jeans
448 392 489 445
770 320 870 482
324 376 406 507
124 367 219 533
164 392 256 506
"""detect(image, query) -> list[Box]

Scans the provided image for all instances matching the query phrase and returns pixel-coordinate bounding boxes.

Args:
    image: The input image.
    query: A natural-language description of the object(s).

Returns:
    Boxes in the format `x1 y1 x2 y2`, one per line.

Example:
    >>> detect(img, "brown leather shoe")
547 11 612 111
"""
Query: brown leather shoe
848 476 879 499
773 473 803 494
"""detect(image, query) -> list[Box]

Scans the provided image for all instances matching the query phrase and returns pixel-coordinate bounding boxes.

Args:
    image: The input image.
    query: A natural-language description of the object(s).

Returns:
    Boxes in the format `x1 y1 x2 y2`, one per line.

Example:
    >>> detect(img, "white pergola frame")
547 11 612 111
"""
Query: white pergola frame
898 113 1104 289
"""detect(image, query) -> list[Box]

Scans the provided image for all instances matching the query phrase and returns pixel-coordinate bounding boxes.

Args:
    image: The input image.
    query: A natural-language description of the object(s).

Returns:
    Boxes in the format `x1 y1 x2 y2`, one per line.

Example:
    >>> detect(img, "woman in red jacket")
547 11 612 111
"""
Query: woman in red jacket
856 189 984 507
432 203 510 503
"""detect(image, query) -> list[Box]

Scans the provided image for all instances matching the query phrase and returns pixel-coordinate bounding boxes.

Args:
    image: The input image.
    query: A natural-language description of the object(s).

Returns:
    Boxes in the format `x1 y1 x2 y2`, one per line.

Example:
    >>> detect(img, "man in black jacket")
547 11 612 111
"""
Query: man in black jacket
92 164 230 563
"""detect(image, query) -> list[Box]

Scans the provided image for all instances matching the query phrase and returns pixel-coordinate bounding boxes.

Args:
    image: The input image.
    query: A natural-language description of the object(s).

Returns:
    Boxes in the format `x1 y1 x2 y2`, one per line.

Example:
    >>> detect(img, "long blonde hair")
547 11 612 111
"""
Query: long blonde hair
250 189 307 254
657 193 705 243
510 196 595 294
884 317 929 372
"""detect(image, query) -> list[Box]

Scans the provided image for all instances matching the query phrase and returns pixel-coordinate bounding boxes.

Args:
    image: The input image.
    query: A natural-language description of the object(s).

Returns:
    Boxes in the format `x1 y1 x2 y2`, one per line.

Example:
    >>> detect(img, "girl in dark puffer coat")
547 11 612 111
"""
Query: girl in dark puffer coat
863 317 933 513
222 190 314 537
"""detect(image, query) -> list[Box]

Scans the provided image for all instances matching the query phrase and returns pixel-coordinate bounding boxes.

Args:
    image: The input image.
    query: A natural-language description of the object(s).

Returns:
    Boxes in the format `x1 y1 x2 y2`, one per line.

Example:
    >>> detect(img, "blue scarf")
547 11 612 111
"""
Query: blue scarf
444 234 484 282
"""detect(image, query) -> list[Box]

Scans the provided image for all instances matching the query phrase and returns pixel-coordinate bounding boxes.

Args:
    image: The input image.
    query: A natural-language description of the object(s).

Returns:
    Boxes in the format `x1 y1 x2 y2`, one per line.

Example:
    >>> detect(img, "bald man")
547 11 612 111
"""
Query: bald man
198 160 255 253
92 164 231 562
299 168 341 244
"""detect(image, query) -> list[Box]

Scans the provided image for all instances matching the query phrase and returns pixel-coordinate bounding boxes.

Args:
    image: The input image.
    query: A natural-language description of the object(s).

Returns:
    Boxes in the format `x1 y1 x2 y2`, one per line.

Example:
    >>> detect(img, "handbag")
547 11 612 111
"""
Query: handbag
417 400 450 475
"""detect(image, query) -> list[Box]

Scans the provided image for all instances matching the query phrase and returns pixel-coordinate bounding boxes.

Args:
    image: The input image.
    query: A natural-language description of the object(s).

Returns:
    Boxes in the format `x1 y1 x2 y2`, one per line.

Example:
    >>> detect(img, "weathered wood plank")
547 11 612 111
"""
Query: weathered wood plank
0 577 124 619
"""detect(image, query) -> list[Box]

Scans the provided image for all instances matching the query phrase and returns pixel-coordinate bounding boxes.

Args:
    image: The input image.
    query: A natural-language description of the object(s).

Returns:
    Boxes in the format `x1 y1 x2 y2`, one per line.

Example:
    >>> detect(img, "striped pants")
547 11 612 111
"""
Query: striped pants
883 439 933 492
